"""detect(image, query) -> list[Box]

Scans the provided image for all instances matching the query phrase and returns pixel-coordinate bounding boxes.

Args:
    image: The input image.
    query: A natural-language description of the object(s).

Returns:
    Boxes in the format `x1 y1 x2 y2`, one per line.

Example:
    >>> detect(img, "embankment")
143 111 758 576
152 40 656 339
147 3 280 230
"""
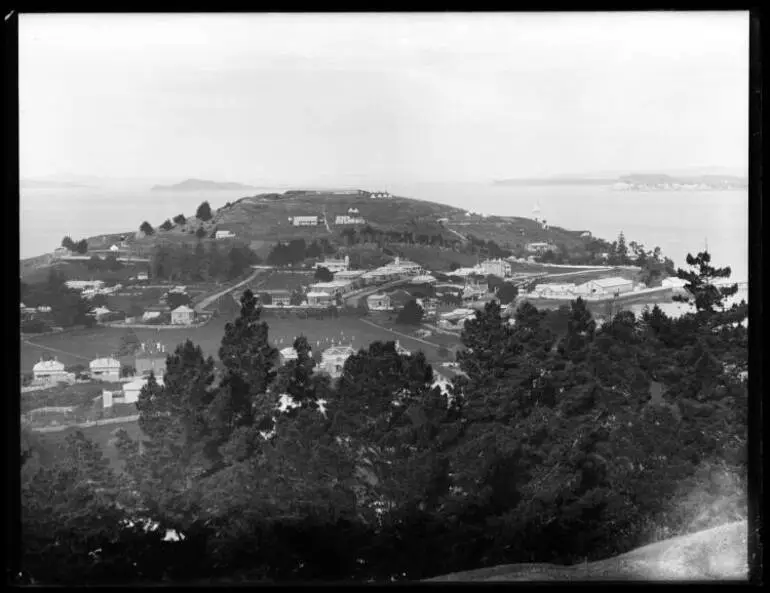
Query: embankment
424 520 748 581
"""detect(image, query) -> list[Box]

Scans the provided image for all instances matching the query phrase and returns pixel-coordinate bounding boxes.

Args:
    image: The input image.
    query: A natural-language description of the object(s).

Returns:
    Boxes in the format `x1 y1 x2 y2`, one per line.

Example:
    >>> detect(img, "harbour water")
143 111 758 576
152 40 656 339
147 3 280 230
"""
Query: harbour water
21 182 748 285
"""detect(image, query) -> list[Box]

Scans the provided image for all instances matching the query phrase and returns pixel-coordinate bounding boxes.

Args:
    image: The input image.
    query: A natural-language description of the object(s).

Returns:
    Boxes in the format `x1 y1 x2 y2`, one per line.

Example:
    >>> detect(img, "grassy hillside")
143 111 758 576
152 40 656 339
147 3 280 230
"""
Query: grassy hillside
21 190 604 279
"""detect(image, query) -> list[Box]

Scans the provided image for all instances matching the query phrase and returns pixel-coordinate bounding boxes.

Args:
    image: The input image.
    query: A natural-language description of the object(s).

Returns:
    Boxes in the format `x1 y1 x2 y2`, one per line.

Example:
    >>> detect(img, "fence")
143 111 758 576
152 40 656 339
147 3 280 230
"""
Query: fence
27 414 141 433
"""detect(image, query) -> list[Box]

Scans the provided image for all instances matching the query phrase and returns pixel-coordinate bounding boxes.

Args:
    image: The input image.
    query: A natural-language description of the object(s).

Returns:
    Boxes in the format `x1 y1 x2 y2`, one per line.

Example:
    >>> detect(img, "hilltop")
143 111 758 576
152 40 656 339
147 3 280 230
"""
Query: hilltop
151 178 259 191
20 189 609 279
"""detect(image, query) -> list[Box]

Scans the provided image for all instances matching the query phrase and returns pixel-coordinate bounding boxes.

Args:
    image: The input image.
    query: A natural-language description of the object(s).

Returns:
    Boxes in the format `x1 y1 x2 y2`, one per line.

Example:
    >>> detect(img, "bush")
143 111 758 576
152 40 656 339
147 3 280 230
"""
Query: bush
160 219 173 231
21 319 50 334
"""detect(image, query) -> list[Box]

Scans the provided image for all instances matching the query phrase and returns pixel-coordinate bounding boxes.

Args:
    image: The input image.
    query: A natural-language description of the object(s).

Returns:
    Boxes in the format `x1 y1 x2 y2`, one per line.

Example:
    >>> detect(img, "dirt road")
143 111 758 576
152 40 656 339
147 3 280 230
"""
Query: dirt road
194 269 264 312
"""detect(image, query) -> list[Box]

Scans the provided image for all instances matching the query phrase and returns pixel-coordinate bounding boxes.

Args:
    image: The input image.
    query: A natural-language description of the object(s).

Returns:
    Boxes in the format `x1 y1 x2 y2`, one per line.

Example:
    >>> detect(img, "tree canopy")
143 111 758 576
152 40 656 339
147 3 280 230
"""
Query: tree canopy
19 249 747 585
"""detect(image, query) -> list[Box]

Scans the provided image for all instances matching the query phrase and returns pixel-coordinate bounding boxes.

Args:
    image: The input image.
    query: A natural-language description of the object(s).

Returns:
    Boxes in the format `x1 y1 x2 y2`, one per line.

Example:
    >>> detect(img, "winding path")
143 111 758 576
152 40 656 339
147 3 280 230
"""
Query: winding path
194 269 264 312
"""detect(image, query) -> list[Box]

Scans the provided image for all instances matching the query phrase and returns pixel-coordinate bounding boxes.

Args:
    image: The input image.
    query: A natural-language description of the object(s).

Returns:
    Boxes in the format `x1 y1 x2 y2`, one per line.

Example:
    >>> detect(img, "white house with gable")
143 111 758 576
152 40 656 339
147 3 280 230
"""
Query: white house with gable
32 358 68 383
89 356 121 381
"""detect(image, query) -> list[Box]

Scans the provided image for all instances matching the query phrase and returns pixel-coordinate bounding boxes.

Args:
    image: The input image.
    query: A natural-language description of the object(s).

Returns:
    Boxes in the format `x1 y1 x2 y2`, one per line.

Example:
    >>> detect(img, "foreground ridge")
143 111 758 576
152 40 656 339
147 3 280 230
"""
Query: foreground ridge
424 520 748 582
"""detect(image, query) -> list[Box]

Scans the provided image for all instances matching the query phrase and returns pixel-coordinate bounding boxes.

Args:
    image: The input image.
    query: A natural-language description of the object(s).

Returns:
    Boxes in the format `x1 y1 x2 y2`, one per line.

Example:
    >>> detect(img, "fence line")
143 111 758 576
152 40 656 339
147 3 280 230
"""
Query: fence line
28 414 140 433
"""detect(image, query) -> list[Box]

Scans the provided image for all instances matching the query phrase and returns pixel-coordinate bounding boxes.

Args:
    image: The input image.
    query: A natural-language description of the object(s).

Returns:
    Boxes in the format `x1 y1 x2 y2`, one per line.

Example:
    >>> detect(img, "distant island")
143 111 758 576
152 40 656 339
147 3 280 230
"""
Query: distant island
151 179 259 192
494 173 747 191
612 174 748 191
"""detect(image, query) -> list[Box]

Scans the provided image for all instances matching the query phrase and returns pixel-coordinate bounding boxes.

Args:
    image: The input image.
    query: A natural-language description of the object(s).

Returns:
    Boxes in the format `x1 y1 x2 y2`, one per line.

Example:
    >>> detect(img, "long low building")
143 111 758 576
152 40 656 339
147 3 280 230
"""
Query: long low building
309 280 356 295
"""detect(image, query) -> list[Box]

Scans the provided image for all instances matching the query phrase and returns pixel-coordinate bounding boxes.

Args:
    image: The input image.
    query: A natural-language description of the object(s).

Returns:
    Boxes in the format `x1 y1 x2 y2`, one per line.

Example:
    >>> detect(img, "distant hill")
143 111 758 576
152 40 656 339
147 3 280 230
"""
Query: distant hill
151 179 259 192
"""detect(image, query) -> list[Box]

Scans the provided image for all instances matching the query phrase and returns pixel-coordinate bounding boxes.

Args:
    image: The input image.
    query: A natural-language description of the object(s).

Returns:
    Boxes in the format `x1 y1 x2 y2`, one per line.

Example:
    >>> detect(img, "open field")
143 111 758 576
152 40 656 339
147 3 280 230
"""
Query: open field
395 245 479 272
257 270 314 291
21 309 461 372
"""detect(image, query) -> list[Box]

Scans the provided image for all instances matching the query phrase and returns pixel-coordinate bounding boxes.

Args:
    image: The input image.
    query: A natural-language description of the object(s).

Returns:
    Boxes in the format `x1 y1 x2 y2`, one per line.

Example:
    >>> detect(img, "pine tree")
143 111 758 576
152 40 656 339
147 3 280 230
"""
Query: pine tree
674 250 740 316
212 289 279 440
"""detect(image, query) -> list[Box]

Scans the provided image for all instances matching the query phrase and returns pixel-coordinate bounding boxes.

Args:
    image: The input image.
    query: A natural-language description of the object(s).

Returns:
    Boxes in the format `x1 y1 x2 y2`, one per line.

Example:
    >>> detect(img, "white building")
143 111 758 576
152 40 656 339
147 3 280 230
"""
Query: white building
91 306 112 321
122 375 165 404
525 242 557 254
65 280 105 292
306 291 332 306
291 216 321 227
335 215 366 225
320 345 356 379
662 277 689 289
109 244 120 252
89 356 121 381
309 280 355 296
170 305 195 325
366 293 392 311
450 266 484 278
478 258 512 278
370 191 392 199
581 277 635 296
410 274 438 285
32 358 68 383
316 255 350 273
532 283 578 297
137 272 149 281
215 230 236 239
279 347 299 365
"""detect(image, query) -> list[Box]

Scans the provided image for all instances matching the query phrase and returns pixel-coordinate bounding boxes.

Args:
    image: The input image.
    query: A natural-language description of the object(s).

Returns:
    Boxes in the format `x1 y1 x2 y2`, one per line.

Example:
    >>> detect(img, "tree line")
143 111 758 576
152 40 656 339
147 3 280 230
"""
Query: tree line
149 242 260 283
266 238 336 267
19 250 746 585
20 269 95 330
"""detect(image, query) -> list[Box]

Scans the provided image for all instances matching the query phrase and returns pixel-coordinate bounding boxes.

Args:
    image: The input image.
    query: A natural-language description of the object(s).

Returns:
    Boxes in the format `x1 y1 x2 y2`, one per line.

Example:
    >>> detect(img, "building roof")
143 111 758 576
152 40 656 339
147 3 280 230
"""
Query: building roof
172 305 195 313
280 347 298 359
306 291 332 298
33 359 66 372
323 345 355 358
411 274 437 284
262 289 292 296
89 357 121 369
366 292 390 300
590 276 633 288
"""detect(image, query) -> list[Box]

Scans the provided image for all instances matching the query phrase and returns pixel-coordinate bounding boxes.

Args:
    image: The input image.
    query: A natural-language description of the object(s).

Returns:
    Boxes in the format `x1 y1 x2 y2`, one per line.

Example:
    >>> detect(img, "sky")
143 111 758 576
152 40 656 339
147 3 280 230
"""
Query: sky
19 12 749 185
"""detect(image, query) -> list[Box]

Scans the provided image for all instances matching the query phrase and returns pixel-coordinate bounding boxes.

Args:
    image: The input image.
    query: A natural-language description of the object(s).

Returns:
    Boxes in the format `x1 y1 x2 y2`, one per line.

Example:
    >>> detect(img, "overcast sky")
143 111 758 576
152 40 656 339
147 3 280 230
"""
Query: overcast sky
19 12 748 185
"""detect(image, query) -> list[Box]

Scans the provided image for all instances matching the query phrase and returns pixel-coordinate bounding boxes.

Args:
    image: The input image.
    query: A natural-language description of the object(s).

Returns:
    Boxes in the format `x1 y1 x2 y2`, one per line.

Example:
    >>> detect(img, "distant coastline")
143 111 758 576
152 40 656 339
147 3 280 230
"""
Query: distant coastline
494 173 748 191
151 178 259 192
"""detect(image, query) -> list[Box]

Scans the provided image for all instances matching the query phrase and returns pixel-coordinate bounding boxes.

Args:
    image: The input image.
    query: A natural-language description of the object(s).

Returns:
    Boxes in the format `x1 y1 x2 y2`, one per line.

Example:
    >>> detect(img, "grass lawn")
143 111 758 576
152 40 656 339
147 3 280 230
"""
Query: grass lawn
37 420 145 472
259 271 314 291
21 306 461 373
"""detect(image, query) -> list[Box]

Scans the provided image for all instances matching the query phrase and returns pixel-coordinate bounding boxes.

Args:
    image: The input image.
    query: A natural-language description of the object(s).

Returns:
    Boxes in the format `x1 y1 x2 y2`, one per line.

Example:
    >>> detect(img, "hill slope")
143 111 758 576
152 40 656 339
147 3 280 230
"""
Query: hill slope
21 190 605 275
151 178 259 191
424 520 748 582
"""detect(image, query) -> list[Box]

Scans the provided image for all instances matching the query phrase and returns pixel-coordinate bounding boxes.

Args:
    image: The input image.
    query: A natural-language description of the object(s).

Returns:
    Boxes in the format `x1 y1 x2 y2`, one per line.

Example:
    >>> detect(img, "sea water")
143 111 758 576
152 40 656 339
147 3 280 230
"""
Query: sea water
21 182 748 285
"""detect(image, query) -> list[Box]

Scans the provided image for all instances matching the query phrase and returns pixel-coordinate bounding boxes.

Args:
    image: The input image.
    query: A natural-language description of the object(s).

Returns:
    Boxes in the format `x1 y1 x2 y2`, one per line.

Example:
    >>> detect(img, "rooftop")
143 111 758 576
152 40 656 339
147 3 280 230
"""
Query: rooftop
90 357 121 369
323 345 356 357
590 276 633 288
33 359 66 372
